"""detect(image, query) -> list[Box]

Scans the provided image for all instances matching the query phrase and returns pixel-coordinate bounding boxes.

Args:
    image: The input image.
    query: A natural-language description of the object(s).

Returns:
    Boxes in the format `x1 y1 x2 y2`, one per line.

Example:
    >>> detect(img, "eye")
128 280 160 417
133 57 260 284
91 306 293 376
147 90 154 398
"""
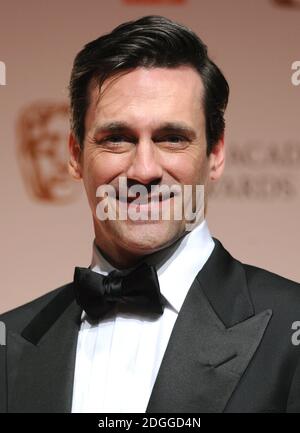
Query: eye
105 135 139 147
156 135 189 146
104 135 130 144
165 135 186 143
93 134 136 149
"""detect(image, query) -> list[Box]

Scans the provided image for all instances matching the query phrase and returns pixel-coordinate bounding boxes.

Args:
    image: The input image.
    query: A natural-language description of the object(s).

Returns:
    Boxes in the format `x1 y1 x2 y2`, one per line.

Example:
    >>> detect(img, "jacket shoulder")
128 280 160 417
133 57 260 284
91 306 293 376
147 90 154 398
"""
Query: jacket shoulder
0 283 73 334
244 262 300 291
243 262 300 311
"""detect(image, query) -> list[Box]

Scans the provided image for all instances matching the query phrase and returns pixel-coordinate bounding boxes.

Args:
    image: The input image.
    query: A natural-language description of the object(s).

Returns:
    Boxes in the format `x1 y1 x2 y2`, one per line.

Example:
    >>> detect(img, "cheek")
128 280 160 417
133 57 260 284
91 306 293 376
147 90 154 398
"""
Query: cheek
82 150 129 193
164 152 209 185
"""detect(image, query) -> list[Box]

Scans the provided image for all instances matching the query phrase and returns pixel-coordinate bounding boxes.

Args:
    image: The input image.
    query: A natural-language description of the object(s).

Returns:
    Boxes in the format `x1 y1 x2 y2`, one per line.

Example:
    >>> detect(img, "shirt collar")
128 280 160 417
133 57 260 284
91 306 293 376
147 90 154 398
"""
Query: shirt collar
90 220 215 314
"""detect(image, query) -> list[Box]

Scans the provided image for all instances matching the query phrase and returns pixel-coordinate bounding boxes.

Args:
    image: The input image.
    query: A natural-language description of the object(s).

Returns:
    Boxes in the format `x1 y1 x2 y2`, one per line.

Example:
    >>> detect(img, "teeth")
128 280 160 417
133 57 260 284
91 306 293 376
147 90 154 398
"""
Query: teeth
117 194 174 203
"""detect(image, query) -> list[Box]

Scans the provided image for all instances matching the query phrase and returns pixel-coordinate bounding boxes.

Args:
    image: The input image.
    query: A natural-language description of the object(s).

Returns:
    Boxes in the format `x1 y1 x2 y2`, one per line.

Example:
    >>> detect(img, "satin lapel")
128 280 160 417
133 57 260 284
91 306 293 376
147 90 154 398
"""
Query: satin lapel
146 239 272 413
7 285 81 413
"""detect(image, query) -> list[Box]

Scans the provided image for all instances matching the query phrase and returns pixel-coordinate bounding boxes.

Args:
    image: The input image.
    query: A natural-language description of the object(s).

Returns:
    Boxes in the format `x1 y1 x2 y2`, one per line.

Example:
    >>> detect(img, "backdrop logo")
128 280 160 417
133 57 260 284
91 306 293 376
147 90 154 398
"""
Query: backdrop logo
16 101 80 204
291 61 300 86
211 140 300 201
0 61 6 86
122 0 187 4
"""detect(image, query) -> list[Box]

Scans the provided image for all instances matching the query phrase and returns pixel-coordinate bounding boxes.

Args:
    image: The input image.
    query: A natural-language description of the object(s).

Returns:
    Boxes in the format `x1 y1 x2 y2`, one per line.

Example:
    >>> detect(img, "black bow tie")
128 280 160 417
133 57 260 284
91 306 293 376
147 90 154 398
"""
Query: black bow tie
73 262 164 320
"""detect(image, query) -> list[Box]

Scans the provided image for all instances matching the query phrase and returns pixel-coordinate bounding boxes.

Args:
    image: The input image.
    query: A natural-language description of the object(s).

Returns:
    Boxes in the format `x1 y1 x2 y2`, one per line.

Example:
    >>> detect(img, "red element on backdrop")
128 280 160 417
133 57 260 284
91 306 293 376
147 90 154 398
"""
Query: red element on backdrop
272 0 300 7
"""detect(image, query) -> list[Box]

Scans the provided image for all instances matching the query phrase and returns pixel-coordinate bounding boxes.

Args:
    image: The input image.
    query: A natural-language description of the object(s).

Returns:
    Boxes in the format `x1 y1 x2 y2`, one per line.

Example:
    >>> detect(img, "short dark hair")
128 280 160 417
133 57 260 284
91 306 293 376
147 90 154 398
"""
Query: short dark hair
69 15 229 155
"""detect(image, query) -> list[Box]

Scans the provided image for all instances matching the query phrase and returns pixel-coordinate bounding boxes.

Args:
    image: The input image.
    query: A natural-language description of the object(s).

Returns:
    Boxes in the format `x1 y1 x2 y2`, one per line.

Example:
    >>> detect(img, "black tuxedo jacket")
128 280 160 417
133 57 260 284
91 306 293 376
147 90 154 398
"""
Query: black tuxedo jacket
1 238 300 413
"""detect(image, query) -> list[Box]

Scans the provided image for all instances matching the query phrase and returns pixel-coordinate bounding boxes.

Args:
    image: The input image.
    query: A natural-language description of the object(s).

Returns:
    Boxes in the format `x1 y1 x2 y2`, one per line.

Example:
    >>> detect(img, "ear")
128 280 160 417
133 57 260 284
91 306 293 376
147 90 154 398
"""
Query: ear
68 132 82 180
208 135 225 181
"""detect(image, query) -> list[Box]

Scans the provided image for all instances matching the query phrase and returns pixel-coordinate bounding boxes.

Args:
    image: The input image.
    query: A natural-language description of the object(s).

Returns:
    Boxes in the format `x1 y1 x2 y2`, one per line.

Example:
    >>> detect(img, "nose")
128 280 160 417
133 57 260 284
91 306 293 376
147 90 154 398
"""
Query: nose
126 140 163 185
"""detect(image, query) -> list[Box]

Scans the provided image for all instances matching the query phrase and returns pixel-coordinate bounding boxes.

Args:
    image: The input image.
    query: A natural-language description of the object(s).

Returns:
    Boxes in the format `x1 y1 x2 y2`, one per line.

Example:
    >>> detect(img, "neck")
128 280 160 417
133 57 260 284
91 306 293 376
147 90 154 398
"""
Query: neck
94 230 190 270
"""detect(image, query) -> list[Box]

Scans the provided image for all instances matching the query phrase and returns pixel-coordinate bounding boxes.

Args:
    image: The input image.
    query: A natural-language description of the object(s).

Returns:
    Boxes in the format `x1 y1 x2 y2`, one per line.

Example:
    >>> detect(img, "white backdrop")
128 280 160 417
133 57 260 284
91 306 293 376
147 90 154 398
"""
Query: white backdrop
0 0 299 313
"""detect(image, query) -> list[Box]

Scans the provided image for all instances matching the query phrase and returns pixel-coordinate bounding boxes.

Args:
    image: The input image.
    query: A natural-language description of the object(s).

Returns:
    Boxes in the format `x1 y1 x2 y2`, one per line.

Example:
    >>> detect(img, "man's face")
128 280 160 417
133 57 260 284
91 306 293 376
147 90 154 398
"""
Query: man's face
69 66 224 267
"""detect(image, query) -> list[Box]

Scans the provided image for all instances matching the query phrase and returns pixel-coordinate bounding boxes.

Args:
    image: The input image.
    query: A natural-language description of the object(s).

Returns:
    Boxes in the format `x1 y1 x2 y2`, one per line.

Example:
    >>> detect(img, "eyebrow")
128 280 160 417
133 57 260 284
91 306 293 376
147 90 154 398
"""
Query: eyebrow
93 121 197 139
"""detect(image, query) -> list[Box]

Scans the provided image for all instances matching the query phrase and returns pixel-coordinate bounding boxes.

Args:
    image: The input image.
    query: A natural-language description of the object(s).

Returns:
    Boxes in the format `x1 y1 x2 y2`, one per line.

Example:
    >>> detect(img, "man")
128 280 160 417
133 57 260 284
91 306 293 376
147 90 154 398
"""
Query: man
1 15 300 413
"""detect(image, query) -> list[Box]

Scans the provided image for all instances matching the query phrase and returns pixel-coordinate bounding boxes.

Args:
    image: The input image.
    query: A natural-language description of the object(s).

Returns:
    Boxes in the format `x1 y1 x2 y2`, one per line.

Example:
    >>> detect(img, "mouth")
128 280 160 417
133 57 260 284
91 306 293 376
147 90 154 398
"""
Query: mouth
117 192 175 205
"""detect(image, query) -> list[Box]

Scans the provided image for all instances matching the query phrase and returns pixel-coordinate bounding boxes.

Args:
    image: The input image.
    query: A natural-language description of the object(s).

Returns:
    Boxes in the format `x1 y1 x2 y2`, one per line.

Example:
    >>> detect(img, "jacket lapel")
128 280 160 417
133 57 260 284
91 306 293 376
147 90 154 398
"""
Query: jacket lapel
6 238 273 413
146 239 272 413
7 284 82 413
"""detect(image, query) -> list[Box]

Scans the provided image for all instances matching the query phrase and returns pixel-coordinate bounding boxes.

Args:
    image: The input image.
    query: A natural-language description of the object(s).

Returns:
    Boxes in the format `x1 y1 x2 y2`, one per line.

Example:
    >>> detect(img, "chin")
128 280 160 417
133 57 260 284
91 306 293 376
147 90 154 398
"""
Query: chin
116 219 185 255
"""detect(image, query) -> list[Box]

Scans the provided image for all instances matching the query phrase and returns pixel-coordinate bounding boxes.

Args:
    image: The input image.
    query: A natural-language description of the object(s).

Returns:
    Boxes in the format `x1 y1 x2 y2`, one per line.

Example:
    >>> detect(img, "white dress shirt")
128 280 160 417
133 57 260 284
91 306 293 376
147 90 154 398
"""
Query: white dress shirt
71 220 215 413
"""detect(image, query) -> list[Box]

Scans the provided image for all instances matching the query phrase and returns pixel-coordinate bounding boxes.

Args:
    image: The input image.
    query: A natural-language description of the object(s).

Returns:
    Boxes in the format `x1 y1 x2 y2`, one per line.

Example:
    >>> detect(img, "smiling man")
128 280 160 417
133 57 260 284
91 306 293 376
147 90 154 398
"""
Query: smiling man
1 15 300 413
69 64 220 267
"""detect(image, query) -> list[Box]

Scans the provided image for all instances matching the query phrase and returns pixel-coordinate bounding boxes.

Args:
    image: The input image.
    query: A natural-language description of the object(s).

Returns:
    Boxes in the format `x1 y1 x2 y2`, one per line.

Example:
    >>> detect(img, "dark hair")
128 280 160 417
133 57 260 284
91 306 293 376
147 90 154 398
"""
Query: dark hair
69 15 229 155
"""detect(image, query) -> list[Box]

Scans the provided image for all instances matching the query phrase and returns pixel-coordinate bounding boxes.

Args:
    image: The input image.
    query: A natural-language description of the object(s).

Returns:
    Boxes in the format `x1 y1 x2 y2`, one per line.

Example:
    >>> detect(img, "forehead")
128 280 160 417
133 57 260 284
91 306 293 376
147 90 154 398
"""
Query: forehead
85 66 205 130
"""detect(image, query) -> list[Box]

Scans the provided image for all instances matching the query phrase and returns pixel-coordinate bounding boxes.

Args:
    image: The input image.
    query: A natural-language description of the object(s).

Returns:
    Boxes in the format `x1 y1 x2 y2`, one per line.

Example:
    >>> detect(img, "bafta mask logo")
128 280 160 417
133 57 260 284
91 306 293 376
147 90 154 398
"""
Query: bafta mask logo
17 101 79 203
